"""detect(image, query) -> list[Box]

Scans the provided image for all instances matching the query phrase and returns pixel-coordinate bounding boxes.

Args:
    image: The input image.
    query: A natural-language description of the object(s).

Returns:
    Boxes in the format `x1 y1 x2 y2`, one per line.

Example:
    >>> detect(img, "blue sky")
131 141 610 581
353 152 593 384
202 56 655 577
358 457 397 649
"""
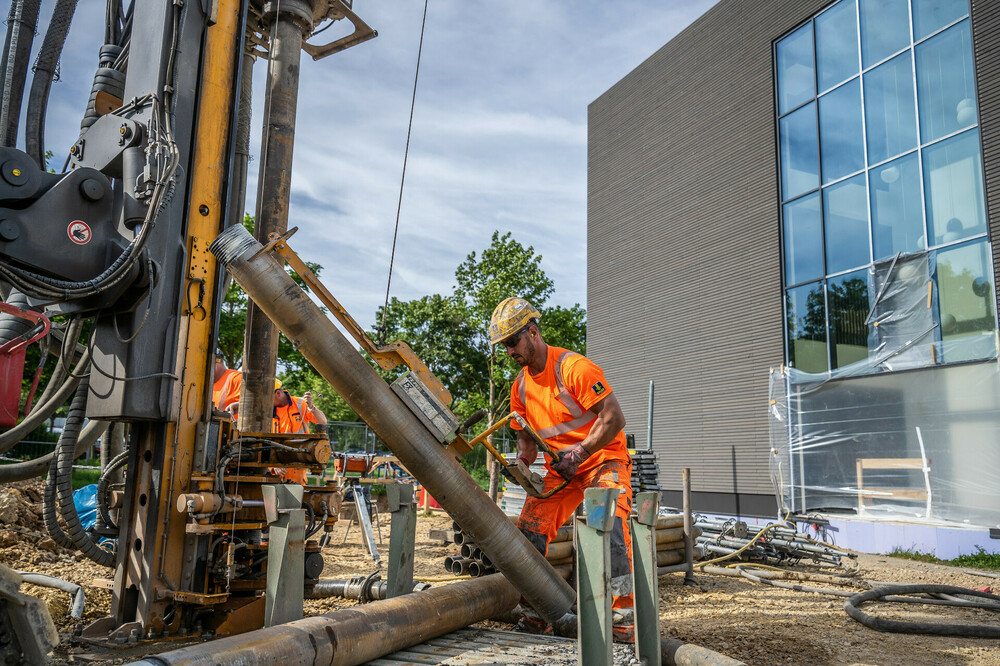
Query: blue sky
22 1 718 328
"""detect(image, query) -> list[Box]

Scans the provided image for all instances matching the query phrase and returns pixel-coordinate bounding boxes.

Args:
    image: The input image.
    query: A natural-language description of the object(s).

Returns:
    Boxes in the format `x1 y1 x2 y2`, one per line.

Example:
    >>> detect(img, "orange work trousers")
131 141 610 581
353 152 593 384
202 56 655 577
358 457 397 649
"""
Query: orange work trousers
516 457 634 614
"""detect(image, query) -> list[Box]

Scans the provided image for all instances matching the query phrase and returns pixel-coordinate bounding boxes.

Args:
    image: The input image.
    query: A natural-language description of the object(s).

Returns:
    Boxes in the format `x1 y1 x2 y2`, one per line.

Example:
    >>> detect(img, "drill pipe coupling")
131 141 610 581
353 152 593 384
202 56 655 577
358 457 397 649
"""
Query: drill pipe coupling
261 0 321 34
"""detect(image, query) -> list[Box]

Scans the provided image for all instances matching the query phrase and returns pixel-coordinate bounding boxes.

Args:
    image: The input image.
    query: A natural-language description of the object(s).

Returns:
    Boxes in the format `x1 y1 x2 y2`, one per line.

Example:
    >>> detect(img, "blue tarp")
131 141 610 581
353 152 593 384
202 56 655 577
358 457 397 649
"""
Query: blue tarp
74 484 98 531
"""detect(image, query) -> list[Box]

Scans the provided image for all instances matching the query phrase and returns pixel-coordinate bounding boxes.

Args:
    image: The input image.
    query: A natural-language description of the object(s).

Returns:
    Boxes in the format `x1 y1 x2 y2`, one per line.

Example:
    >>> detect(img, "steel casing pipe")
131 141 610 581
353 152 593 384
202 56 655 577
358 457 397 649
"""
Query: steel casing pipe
129 574 519 666
209 225 575 622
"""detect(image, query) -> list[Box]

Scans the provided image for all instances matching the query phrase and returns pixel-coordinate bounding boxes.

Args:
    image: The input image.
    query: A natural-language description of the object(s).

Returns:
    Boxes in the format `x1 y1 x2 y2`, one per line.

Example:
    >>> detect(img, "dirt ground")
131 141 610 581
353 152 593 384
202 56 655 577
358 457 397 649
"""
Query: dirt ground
2 479 998 665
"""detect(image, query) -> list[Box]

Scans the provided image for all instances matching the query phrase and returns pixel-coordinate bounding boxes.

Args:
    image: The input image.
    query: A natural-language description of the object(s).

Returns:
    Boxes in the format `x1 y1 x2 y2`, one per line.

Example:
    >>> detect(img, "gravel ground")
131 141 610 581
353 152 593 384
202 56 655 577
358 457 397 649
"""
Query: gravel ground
2 480 998 665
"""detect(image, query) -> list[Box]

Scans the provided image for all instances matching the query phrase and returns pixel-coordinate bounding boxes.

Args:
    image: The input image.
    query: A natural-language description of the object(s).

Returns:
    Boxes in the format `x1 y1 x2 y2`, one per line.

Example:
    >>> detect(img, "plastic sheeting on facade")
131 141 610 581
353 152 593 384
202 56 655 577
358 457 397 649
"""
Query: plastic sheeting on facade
771 250 1000 527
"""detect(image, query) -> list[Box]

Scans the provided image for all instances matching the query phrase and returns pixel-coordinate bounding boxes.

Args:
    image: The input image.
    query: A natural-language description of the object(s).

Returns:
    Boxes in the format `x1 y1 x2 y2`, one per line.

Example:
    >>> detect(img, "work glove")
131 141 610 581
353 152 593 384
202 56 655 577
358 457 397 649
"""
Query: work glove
552 444 589 481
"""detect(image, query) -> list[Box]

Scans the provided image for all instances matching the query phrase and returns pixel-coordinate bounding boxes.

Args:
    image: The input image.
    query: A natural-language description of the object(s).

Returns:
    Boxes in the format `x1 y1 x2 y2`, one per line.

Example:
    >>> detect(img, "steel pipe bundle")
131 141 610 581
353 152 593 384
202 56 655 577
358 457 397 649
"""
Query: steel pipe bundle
449 514 703 579
694 518 855 567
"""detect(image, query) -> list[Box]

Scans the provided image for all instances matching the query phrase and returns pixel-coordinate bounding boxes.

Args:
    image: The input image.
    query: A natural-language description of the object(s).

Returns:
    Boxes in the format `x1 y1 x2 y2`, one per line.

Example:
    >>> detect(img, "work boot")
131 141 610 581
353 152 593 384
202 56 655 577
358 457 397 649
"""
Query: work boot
513 605 552 636
612 608 634 644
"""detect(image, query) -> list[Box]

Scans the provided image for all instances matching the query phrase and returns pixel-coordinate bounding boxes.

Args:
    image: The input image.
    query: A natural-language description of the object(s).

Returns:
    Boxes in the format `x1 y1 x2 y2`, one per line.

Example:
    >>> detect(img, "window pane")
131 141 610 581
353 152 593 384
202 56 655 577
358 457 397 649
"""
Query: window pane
828 269 871 368
936 240 997 363
787 282 829 373
870 152 924 260
784 193 824 285
923 129 986 246
864 53 917 165
916 20 976 143
777 22 816 114
824 174 869 274
780 103 819 200
859 0 909 67
820 79 864 182
816 0 860 93
913 0 968 41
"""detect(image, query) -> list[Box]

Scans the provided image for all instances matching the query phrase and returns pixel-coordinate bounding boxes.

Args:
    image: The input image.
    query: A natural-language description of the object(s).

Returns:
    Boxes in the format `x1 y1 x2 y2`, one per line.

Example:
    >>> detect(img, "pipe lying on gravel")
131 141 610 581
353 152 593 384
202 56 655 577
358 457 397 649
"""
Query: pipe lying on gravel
210 224 575 623
16 571 85 619
127 573 519 666
304 578 431 601
660 637 749 666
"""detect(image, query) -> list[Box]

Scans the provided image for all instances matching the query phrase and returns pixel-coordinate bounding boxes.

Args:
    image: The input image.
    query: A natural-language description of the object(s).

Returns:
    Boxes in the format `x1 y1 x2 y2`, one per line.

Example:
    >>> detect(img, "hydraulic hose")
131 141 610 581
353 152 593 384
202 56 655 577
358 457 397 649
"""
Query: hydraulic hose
43 430 75 548
16 571 85 618
0 0 41 147
96 448 129 530
0 348 88 454
23 0 78 168
53 375 114 566
0 289 32 345
845 584 1000 638
0 417 105 483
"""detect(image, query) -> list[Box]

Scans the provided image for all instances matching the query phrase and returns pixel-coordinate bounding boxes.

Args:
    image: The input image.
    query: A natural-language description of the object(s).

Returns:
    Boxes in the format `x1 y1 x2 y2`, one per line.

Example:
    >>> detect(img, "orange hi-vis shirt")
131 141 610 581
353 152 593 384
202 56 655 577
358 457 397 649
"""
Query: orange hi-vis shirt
510 345 628 476
270 392 318 484
271 393 318 435
213 369 242 412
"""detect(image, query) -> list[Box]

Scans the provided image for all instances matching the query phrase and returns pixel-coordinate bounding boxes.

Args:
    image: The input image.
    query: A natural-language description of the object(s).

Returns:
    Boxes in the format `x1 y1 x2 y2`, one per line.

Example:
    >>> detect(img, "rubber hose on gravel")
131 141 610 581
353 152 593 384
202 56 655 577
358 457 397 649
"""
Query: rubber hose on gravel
845 584 1000 638
54 374 114 566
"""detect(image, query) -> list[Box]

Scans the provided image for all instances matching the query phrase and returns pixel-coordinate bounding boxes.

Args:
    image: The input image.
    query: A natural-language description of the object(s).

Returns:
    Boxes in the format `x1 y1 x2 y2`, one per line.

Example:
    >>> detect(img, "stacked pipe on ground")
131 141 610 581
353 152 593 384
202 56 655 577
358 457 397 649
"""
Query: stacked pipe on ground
446 514 704 578
694 517 856 568
630 450 662 497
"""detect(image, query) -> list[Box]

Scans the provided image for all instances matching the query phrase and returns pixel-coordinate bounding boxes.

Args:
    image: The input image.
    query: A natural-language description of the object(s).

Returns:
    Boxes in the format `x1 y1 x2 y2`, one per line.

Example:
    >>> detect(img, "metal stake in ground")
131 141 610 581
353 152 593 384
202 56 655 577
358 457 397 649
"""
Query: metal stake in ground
576 487 619 666
386 483 416 598
631 491 661 666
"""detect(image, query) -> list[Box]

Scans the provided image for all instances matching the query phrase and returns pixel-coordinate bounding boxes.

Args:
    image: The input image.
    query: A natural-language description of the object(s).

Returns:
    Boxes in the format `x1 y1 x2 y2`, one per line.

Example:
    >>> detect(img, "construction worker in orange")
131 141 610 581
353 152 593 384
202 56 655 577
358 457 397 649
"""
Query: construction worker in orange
490 297 635 643
212 350 241 414
270 379 327 484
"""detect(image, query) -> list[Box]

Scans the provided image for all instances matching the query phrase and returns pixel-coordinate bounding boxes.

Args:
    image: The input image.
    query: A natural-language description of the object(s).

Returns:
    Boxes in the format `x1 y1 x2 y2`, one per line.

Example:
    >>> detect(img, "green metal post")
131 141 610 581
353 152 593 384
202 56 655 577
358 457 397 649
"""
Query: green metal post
576 487 619 666
631 491 662 666
263 483 305 627
386 483 417 598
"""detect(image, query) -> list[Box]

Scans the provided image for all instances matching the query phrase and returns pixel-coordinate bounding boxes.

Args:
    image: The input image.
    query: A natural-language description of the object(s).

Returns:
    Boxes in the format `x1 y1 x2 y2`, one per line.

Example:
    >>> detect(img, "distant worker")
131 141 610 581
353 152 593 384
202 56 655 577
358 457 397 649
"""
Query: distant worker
270 379 328 484
212 350 241 414
490 297 634 643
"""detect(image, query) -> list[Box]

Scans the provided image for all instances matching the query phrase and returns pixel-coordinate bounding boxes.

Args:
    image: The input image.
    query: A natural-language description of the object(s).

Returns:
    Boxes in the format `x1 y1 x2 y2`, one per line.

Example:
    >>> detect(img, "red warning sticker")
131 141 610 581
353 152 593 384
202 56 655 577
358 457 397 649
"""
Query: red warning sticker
67 220 92 245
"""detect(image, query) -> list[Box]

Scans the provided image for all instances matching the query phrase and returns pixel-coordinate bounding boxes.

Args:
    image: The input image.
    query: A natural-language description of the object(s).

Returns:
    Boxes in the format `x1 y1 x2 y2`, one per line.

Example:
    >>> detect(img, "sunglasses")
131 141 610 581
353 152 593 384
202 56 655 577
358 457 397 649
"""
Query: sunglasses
501 326 529 349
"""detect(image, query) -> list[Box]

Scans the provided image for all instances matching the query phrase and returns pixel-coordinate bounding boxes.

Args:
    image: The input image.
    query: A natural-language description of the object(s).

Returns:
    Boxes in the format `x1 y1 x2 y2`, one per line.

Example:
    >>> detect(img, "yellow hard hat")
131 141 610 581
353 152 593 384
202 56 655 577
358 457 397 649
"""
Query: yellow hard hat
489 297 541 345
274 379 283 390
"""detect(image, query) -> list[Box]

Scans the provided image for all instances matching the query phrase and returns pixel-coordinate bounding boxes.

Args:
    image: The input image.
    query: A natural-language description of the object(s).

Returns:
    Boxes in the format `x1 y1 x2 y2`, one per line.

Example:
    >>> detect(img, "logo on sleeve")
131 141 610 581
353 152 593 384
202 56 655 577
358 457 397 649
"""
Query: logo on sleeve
592 381 606 396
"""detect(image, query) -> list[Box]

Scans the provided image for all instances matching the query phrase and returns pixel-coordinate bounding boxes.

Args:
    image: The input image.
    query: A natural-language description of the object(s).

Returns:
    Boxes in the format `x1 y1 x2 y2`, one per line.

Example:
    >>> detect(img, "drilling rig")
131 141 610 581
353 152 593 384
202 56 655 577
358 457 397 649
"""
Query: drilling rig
0 0 574 660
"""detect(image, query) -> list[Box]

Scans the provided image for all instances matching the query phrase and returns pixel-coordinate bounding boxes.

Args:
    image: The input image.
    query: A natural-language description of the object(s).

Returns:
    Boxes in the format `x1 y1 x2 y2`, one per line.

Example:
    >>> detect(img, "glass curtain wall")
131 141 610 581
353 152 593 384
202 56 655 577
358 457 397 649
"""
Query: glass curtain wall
775 0 996 376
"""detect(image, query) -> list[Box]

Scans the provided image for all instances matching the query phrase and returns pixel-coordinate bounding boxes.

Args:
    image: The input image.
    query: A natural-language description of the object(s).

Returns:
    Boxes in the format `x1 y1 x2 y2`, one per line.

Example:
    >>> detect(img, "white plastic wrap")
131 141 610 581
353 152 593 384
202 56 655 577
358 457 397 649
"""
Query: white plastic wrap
772 249 1000 527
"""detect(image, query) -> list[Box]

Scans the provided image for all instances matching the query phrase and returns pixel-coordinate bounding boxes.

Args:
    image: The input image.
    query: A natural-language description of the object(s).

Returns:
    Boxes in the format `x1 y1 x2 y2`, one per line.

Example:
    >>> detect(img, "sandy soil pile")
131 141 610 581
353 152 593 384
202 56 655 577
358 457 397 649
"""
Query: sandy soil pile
1 480 997 665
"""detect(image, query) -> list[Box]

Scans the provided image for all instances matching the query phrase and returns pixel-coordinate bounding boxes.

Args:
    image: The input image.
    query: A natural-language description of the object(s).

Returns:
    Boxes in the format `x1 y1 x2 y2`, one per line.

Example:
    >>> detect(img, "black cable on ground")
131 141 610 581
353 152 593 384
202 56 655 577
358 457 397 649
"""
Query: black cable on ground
844 584 1000 638
24 0 78 168
54 374 114 567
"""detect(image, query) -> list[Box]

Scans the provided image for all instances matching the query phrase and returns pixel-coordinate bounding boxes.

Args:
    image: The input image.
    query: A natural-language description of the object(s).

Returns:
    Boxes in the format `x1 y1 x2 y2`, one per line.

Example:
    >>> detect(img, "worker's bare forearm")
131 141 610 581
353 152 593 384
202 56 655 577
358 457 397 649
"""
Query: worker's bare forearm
580 394 626 455
516 430 538 465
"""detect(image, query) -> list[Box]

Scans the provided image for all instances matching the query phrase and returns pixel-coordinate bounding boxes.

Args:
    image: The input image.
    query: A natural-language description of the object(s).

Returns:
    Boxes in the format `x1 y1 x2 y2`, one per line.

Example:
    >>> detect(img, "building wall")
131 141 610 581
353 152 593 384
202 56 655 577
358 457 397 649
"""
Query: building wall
587 0 1000 516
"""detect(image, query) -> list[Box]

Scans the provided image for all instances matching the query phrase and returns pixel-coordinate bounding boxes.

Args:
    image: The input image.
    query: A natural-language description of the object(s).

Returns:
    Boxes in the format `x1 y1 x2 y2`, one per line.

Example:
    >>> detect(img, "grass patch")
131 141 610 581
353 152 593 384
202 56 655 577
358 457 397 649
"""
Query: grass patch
71 467 102 490
887 545 1000 571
